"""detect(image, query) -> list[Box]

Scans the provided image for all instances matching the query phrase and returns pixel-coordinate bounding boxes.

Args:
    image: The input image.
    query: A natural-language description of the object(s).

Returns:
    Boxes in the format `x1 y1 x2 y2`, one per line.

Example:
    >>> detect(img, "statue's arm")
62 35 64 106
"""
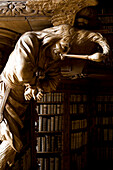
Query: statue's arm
70 30 110 62
63 53 106 62
24 66 61 101
87 32 110 62
15 32 61 100
36 66 61 93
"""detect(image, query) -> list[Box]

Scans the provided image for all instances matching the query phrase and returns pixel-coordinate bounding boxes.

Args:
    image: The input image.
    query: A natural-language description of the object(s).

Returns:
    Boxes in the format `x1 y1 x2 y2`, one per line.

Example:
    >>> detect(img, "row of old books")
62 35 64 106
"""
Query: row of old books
97 103 113 113
38 116 62 132
93 146 113 161
36 104 64 114
71 131 87 150
71 146 87 170
70 103 87 114
95 116 113 125
101 25 113 33
96 95 113 102
70 94 88 170
37 157 61 170
71 119 87 130
98 16 113 24
36 135 62 152
91 93 113 167
35 92 63 170
70 94 87 102
37 93 64 102
98 6 113 15
96 128 113 141
103 128 113 141
12 148 31 170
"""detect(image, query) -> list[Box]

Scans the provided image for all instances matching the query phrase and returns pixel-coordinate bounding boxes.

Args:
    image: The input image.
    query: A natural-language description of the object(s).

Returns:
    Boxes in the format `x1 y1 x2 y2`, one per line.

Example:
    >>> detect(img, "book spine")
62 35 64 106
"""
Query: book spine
46 135 51 152
51 136 55 152
47 118 51 131
39 158 44 170
36 137 41 152
55 157 60 170
44 158 49 170
42 136 46 152
39 117 43 131
59 116 62 131
43 117 47 131
55 116 59 131
50 157 55 170
51 117 55 131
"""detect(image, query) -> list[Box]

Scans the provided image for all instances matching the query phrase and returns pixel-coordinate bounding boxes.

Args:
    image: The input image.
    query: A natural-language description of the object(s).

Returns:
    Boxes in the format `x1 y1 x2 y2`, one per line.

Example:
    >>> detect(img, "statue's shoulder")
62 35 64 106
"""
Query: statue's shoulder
18 31 39 46
21 31 36 39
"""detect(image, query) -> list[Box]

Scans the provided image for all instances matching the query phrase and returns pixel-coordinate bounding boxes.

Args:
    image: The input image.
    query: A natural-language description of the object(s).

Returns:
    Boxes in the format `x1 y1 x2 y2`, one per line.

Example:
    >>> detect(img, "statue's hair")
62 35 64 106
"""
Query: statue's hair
33 25 76 61
33 24 110 60
35 24 76 47
34 24 110 56
72 29 110 55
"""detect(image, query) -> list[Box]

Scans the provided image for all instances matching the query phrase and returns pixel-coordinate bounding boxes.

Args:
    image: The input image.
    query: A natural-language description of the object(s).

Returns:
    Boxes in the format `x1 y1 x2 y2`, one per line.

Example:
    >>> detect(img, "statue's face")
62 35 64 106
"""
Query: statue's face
51 40 70 60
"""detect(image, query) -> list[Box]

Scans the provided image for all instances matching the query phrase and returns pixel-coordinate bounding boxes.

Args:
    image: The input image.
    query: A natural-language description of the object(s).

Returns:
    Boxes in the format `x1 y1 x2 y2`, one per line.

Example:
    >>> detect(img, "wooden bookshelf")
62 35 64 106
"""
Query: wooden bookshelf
29 5 113 168
87 83 113 170
31 80 90 170
30 75 113 170
97 10 113 34
34 92 64 170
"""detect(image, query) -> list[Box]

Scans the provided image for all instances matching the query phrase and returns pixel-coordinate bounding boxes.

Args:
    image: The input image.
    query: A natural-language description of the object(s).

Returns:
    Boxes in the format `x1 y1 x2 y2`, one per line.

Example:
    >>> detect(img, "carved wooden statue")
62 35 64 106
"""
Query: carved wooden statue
0 0 110 169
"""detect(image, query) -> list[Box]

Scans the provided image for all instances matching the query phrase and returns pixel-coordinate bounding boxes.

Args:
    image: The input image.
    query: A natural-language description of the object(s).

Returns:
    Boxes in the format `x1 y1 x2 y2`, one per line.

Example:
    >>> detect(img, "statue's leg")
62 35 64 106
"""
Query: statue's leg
0 140 16 169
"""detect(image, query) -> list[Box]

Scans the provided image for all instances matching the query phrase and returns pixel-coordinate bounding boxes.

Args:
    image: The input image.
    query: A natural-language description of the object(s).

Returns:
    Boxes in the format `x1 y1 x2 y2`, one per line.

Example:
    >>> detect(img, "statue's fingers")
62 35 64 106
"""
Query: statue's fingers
25 96 29 100
37 95 42 101
40 92 43 97
26 94 32 100
37 96 41 100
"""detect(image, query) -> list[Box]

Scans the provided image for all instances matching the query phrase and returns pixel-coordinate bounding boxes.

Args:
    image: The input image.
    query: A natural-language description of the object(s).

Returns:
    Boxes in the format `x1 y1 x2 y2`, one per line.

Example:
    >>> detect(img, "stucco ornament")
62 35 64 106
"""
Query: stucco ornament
0 1 37 16
26 0 98 25
0 0 98 18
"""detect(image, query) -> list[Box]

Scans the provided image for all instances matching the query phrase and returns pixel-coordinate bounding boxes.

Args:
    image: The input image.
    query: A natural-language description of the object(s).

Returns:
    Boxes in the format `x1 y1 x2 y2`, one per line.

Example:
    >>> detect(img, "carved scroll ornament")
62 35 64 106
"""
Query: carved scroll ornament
0 1 37 16
0 0 98 26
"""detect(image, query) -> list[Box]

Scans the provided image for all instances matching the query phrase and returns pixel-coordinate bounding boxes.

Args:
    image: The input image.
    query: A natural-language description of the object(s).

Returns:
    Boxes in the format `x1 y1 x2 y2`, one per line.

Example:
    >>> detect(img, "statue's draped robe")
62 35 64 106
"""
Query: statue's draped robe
0 32 61 154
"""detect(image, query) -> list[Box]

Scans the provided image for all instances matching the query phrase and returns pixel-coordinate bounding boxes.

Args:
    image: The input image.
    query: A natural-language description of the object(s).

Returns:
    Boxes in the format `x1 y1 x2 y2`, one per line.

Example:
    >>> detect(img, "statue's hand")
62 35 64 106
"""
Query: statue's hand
24 87 37 101
88 52 106 62
36 91 43 101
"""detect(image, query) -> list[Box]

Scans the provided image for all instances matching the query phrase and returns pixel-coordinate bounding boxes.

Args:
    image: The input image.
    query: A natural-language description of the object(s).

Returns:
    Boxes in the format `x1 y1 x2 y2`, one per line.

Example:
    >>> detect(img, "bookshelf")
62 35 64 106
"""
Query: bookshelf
70 93 88 170
89 91 113 170
32 77 113 170
97 2 113 34
33 79 91 170
90 3 113 69
35 92 64 170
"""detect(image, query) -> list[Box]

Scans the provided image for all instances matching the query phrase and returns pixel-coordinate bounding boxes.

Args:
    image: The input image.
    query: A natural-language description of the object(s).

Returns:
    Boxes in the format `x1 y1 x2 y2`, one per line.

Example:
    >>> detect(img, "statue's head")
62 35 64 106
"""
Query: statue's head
36 24 76 60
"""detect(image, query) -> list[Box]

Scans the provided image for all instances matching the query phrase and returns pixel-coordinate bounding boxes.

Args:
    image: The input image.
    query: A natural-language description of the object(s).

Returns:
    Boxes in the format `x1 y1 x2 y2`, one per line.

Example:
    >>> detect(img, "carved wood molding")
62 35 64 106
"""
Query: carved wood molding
0 0 98 26
0 1 38 16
